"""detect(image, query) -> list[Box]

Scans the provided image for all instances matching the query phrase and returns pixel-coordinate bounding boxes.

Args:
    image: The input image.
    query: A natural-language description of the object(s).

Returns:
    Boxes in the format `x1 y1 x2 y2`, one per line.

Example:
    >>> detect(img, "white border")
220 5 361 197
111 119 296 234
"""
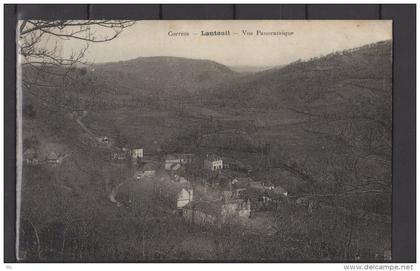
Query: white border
0 1 418 271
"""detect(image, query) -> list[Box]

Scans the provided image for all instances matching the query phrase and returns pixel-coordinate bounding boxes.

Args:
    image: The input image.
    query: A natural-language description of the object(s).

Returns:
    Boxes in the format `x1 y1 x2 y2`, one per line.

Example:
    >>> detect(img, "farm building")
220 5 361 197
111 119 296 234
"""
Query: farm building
134 168 156 180
111 151 127 161
176 188 194 209
271 185 288 197
97 136 109 144
228 178 288 211
139 162 159 178
155 180 194 211
164 153 193 170
262 181 275 190
173 174 189 184
46 152 66 165
231 177 253 192
203 154 223 171
134 170 143 180
262 186 288 205
23 148 39 165
219 177 252 200
164 155 180 170
179 153 193 164
132 148 143 159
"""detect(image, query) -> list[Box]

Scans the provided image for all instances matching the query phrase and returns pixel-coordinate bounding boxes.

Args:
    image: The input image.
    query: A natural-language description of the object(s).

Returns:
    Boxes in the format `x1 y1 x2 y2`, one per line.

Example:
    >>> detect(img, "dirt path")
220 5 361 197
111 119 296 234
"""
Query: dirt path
71 112 131 205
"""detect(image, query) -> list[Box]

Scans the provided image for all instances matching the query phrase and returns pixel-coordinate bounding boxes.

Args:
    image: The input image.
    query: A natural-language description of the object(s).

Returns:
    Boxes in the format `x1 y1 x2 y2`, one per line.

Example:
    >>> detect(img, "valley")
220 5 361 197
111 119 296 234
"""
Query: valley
19 40 392 262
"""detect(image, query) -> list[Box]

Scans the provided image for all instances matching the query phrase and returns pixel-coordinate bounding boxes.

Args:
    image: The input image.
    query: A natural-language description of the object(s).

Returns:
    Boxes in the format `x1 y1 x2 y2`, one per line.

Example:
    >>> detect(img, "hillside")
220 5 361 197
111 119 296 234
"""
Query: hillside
93 56 240 96
203 40 392 158
207 40 391 109
19 40 392 261
192 40 392 217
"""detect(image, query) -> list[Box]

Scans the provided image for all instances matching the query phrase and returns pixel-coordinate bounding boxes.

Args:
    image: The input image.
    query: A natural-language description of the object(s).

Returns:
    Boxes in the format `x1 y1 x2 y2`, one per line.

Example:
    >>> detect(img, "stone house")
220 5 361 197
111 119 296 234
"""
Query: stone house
141 162 158 177
111 151 127 161
271 185 288 197
164 153 193 170
97 136 109 144
262 181 275 190
173 174 189 184
156 181 194 211
177 188 194 209
47 152 67 164
23 148 39 165
203 154 223 171
231 177 253 195
132 148 144 159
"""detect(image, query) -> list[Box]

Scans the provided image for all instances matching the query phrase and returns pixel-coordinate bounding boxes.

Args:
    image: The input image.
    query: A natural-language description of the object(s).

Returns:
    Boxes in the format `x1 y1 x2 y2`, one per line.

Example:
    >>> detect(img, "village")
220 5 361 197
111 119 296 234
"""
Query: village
21 104 393 260
23 121 291 233
19 97 394 262
104 140 290 231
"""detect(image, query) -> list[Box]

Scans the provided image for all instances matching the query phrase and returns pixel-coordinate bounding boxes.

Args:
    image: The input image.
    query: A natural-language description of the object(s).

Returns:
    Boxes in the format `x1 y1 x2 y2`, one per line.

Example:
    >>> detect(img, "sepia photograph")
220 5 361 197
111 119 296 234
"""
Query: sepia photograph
16 19 392 262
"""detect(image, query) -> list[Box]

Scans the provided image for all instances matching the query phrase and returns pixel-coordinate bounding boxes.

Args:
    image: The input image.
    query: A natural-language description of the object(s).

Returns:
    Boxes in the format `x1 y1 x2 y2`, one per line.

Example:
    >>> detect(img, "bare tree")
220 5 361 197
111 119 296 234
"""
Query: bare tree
17 20 135 100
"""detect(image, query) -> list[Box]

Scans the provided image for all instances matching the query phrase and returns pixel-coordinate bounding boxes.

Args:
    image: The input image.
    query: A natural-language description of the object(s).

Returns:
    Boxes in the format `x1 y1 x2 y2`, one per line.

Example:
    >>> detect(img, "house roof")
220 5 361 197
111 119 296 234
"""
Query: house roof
249 181 264 190
24 148 37 157
267 186 288 199
47 152 60 160
273 186 287 194
233 177 253 183
178 177 188 183
174 174 188 183
232 177 253 189
111 151 127 160
205 153 222 162
165 153 193 161
171 163 182 170
165 154 179 161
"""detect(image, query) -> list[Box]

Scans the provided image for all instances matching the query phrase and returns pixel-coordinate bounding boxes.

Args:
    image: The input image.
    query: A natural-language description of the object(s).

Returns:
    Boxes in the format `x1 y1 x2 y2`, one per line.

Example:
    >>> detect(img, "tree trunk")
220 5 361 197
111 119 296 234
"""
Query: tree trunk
61 228 66 258
28 219 42 260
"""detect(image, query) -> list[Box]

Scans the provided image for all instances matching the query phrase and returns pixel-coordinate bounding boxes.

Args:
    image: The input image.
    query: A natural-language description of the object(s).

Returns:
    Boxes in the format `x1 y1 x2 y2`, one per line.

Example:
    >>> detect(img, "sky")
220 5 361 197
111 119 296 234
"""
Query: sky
57 20 392 67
